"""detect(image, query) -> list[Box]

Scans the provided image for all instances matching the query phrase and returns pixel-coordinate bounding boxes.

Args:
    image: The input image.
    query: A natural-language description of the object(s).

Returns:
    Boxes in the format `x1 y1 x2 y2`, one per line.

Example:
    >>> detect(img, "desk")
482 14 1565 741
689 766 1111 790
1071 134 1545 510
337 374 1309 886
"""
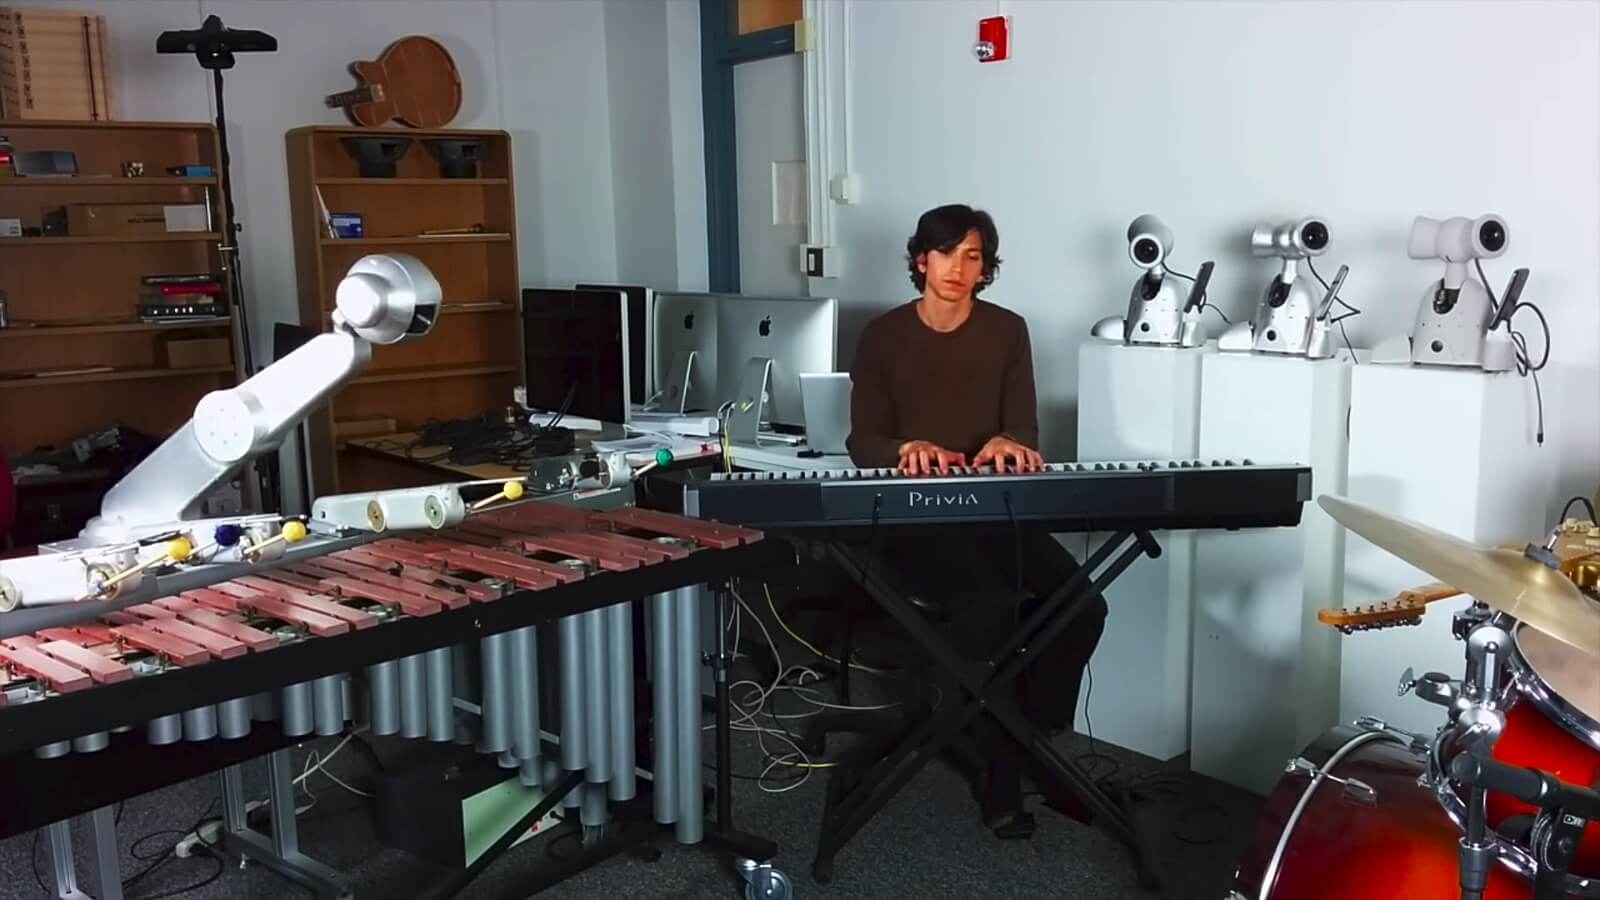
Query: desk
340 431 847 502
726 442 852 473
342 431 719 492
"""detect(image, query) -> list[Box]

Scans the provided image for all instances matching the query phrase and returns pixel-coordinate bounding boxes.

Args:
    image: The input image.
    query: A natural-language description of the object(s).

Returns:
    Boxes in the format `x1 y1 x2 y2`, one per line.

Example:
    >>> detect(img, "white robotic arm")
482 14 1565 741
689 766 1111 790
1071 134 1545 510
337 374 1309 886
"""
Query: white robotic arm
80 254 443 546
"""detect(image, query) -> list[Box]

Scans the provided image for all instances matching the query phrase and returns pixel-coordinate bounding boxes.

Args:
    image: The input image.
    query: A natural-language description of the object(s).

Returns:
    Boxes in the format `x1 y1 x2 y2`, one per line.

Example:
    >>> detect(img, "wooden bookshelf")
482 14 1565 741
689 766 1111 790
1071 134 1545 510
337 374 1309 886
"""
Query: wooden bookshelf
315 177 509 187
0 232 221 245
0 176 219 187
0 120 241 483
286 125 521 494
317 233 511 247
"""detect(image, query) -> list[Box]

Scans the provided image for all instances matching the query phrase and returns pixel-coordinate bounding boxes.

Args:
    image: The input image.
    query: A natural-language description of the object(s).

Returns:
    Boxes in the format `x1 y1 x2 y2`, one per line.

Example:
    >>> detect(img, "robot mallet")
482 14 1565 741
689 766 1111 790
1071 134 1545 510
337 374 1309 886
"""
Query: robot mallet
244 520 309 558
92 535 197 597
633 449 675 478
470 480 526 511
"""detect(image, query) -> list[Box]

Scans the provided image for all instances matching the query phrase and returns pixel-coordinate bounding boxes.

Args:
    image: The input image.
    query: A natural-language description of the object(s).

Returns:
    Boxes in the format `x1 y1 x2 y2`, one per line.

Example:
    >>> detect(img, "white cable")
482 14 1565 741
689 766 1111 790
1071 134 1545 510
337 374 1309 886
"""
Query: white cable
292 732 355 786
709 583 905 792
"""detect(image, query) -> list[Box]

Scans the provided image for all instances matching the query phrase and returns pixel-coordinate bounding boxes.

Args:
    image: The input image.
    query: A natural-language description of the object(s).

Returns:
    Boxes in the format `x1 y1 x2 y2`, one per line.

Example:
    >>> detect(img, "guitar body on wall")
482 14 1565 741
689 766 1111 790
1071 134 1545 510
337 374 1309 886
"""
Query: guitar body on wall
325 35 462 129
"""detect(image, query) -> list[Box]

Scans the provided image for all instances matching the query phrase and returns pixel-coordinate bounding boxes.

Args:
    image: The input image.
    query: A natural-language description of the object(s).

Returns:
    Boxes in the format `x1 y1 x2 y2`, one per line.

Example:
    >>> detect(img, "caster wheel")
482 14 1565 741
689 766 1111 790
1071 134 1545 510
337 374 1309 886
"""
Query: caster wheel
812 858 834 885
744 868 794 900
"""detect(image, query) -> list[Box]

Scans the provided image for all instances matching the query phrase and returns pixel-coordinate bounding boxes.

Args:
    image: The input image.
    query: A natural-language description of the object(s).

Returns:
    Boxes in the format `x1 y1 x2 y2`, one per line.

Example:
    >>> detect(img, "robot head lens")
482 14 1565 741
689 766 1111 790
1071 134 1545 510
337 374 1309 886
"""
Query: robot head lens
1478 220 1506 253
1301 222 1329 251
1133 238 1160 265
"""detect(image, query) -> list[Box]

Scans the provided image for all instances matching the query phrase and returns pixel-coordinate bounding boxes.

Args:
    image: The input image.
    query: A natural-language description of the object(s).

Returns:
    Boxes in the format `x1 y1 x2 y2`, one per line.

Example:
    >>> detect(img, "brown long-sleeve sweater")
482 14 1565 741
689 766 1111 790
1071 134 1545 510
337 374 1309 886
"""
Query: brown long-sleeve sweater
846 299 1039 468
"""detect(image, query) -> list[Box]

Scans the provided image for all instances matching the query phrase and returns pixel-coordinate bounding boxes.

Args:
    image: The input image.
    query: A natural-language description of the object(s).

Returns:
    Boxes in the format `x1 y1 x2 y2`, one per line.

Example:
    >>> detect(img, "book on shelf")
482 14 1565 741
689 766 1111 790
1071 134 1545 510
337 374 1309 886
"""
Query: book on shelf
141 273 221 286
27 366 115 378
155 282 220 296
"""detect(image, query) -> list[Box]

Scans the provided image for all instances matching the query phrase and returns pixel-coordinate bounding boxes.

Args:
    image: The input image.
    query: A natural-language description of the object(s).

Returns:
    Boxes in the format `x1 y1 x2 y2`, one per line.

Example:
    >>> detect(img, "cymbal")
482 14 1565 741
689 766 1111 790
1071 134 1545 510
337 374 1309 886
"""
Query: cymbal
1319 494 1600 657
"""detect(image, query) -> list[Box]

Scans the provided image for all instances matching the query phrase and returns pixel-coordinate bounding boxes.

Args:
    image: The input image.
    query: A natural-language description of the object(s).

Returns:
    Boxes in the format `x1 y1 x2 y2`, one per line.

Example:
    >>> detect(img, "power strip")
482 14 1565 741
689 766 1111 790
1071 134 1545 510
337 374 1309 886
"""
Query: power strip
174 800 268 857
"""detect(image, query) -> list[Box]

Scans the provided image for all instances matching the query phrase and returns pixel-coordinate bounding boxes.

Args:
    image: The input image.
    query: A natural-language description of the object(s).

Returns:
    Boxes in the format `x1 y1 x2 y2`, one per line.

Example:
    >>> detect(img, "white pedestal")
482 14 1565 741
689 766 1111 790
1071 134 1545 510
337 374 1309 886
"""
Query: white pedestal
1191 353 1351 793
1339 365 1550 735
1074 340 1209 760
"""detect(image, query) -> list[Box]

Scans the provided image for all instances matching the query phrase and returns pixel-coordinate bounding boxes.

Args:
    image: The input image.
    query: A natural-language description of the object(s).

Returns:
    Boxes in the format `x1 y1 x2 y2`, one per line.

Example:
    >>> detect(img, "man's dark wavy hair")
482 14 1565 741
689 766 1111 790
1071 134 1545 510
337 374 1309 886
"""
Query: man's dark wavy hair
905 204 1001 295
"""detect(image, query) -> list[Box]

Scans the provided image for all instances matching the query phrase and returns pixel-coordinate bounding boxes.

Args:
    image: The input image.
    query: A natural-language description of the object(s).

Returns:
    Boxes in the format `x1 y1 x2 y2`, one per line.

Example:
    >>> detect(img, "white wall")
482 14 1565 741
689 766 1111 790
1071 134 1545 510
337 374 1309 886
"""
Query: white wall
664 0 709 292
820 0 1599 518
497 0 619 287
603 0 708 291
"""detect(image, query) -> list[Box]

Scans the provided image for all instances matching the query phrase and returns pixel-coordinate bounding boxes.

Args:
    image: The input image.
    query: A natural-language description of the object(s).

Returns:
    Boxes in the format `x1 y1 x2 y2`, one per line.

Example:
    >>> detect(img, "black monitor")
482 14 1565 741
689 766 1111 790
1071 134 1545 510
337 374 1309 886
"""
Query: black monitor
576 283 653 406
520 288 630 425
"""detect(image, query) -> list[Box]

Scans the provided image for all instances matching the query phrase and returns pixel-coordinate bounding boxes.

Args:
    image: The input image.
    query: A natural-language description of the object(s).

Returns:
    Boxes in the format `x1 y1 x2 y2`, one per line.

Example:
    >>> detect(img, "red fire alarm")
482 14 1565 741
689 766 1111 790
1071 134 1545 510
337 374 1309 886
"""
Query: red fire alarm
976 16 1010 63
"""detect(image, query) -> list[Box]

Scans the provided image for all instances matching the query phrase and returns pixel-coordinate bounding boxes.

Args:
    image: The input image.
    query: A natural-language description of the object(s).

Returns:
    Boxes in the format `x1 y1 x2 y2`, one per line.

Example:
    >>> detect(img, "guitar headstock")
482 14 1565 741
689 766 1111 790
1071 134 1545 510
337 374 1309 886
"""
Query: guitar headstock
1317 582 1457 633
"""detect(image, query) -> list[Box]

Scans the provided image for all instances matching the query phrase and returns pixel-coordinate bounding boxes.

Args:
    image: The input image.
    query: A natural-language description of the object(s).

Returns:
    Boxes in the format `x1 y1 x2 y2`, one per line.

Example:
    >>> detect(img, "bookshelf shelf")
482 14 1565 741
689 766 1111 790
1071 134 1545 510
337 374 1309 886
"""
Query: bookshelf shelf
287 125 520 492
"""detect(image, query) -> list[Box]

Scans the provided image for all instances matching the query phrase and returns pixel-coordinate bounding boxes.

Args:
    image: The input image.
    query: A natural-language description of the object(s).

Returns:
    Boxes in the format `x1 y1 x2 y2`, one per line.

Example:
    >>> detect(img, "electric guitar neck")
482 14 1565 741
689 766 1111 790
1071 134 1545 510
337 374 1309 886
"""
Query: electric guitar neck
324 83 386 110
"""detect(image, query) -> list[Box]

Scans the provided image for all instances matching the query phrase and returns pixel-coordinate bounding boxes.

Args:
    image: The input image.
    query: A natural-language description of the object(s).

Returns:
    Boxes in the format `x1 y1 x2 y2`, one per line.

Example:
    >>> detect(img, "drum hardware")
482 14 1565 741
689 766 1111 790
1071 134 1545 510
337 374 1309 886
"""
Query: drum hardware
1455 602 1498 640
1285 756 1379 806
1452 753 1600 900
1401 666 1464 708
1452 618 1517 900
1354 715 1432 755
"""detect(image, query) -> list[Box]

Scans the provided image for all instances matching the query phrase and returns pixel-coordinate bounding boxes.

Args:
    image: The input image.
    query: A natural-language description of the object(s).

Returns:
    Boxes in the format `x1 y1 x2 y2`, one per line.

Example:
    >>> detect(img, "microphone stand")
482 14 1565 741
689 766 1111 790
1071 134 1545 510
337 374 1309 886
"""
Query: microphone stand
158 15 281 511
208 65 281 511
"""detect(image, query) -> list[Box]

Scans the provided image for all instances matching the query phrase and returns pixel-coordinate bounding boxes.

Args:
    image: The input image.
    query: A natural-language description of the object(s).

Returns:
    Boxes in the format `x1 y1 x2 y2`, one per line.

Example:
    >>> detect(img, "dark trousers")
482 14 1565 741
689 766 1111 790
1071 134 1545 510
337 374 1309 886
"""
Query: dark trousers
870 529 1108 816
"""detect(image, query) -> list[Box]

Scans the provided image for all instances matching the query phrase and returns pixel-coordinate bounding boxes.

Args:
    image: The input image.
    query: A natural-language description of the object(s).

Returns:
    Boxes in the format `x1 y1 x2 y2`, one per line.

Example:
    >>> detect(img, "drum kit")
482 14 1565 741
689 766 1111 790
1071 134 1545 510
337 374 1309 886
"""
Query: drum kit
1233 495 1600 900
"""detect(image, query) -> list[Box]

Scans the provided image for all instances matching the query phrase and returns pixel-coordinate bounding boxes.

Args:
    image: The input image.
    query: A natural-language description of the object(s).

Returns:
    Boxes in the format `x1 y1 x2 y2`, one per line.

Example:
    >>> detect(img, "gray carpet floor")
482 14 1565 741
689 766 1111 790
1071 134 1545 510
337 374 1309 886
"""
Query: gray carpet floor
0 599 1264 900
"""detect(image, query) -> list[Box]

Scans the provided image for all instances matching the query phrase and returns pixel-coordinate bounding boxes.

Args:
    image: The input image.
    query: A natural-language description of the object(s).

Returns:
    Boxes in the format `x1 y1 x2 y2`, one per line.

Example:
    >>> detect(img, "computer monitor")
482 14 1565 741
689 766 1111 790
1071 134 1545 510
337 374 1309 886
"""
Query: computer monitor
715 294 838 431
651 292 719 413
520 288 630 425
576 283 653 406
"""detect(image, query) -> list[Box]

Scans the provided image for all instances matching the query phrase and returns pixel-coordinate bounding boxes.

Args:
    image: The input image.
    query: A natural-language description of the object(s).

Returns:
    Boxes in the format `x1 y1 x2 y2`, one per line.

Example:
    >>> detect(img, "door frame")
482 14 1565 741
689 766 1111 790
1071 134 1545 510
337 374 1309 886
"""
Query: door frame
700 0 798 293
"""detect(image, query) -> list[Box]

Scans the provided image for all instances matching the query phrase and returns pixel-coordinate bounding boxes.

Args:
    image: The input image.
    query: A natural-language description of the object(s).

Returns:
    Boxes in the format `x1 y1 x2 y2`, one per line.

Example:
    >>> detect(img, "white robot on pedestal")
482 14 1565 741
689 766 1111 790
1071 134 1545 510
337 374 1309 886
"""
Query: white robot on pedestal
1218 218 1348 359
1091 214 1215 348
1370 214 1526 371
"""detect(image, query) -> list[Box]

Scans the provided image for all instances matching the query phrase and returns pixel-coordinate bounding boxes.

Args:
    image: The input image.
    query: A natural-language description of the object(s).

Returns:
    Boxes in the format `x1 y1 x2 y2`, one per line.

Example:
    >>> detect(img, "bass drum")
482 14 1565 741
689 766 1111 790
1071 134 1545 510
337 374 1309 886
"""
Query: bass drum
1232 725 1562 900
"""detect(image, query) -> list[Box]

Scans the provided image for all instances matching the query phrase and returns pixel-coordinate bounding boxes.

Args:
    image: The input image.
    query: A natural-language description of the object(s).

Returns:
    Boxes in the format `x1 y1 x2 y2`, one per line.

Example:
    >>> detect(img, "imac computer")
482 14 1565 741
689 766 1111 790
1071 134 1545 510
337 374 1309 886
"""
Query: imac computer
715 294 838 433
576 283 653 406
520 287 630 425
651 292 720 413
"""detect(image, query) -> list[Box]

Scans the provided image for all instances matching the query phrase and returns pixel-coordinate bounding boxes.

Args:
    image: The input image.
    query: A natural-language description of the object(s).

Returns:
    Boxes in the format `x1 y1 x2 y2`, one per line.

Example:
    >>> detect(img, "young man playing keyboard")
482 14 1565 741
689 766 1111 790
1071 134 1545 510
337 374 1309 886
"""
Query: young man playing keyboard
846 204 1107 837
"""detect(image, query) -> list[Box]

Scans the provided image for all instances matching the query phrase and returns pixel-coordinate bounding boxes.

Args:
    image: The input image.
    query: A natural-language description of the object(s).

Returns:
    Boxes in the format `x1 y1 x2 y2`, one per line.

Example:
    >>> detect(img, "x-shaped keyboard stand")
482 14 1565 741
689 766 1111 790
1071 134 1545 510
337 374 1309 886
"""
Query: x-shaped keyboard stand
814 528 1164 890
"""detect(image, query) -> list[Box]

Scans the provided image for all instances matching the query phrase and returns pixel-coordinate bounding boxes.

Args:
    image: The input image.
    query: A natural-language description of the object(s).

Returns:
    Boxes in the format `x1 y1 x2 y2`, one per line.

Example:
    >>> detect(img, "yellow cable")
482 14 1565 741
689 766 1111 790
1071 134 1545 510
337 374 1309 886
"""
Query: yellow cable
763 583 892 675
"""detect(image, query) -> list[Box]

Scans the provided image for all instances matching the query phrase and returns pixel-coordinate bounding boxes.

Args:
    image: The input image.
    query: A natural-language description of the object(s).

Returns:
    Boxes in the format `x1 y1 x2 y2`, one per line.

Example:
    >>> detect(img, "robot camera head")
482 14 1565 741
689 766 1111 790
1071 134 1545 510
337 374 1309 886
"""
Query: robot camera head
333 254 443 345
1126 214 1174 271
1407 215 1508 262
1250 218 1331 260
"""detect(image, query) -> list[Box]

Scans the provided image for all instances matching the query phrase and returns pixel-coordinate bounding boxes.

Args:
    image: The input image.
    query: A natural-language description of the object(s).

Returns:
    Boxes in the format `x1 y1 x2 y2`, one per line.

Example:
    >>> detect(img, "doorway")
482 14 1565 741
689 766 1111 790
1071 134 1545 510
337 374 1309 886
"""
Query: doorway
701 0 805 295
